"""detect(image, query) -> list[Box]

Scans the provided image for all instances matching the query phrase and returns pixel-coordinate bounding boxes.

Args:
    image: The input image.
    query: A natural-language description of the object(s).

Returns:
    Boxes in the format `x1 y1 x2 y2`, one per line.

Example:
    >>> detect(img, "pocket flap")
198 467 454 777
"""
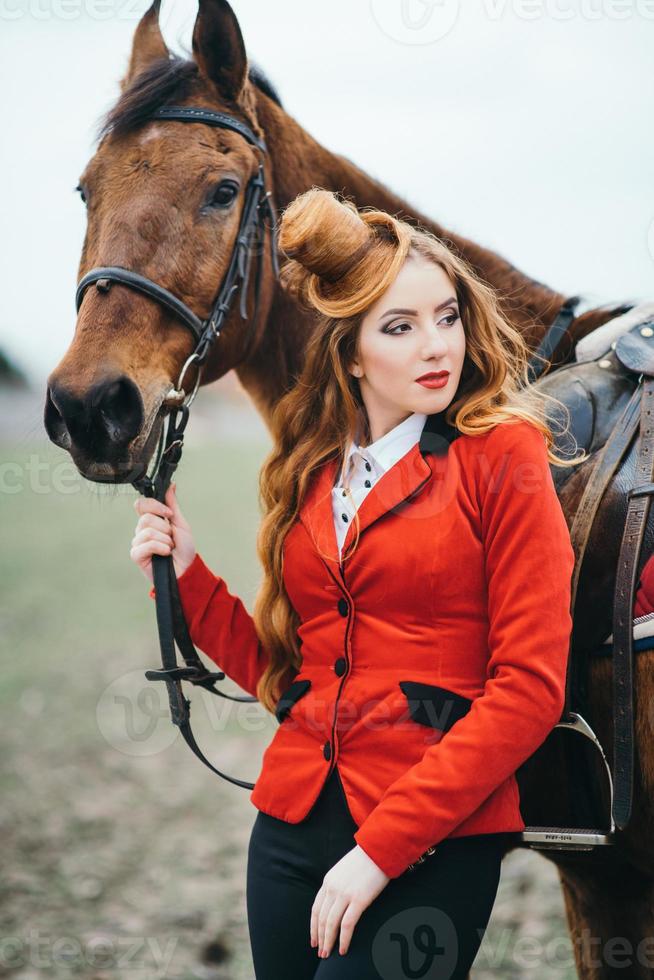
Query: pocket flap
399 680 472 732
274 679 312 723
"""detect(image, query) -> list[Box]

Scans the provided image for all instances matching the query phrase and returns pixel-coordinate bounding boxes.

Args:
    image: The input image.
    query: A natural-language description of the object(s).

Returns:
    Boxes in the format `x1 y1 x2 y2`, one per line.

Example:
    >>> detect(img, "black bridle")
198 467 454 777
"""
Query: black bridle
75 106 281 789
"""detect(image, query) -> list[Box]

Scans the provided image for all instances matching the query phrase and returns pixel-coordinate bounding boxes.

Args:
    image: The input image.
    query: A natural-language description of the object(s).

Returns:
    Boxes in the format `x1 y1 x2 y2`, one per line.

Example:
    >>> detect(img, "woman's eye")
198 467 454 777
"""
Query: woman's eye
440 311 459 326
384 311 459 335
207 181 239 208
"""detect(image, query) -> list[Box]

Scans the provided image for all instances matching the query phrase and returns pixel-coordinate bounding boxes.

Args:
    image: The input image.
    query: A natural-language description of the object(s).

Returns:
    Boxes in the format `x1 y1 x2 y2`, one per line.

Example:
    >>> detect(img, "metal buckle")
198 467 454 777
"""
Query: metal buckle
175 352 202 409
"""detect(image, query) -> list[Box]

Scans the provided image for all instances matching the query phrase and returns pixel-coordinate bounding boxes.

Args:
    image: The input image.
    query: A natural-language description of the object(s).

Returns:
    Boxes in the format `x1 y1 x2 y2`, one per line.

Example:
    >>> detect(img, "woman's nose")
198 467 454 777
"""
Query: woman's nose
420 329 450 358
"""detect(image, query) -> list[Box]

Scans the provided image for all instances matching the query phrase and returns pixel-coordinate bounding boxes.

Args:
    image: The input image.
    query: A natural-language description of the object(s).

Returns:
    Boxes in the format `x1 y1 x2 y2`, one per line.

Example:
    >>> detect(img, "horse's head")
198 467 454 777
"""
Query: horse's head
45 0 280 484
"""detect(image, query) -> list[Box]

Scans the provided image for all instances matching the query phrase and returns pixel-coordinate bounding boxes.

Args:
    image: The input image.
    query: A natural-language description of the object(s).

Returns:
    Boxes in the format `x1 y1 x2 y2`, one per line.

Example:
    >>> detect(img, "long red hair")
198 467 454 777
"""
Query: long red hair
250 187 585 712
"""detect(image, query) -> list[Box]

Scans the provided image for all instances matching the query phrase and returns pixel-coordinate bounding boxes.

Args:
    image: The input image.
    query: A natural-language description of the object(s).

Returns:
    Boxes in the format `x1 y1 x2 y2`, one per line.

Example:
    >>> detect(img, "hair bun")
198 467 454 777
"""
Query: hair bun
277 187 413 317
279 187 371 284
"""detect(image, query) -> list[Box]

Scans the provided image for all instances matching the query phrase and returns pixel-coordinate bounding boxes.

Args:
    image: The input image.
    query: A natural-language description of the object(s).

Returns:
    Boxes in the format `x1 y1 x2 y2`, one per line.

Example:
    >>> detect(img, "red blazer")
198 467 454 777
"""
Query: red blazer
149 414 577 878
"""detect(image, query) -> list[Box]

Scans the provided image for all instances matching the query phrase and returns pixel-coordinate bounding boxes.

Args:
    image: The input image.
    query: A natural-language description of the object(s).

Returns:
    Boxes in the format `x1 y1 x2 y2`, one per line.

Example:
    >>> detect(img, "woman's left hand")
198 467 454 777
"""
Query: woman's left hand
310 844 390 958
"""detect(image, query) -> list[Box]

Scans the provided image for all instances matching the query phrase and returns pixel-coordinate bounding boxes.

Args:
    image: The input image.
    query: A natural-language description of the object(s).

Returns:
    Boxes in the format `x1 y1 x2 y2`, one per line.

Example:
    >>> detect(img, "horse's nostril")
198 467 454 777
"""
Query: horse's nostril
95 376 144 446
43 385 72 450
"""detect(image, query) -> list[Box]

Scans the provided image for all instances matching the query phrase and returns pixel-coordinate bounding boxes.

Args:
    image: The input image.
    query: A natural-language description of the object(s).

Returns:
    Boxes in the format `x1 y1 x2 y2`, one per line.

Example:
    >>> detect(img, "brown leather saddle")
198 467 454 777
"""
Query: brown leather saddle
518 313 654 850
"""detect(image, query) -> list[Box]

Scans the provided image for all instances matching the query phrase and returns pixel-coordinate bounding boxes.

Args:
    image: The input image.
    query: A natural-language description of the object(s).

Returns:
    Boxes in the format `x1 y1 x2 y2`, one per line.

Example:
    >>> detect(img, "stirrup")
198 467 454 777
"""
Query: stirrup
519 712 615 850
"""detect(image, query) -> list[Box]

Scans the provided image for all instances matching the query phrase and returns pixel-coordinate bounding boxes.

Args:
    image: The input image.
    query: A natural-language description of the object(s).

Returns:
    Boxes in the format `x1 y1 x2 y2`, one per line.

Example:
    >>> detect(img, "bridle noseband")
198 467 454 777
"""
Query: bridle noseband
75 105 281 789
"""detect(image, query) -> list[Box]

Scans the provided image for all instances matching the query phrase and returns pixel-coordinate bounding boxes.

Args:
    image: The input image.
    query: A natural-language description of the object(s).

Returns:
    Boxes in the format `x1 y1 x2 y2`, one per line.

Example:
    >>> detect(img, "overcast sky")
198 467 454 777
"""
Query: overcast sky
2 0 653 387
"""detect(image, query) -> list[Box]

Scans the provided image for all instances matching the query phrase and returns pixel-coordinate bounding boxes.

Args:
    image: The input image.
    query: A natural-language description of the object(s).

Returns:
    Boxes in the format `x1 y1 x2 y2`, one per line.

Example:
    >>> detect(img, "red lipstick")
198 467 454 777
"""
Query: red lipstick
415 371 450 389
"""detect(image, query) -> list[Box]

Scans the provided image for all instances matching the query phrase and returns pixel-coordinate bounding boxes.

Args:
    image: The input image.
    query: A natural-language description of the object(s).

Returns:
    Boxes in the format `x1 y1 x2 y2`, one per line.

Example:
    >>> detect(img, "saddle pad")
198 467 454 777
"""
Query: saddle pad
575 300 654 363
602 610 654 647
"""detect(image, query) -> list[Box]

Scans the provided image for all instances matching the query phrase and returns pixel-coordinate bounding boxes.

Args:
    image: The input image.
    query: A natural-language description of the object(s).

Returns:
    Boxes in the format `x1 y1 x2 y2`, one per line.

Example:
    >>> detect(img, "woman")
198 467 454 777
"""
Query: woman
130 188 584 979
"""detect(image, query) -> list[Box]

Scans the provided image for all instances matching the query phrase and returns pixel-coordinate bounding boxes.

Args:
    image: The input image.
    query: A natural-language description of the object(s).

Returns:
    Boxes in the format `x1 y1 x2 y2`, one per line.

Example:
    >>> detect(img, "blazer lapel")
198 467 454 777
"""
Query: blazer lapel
298 455 341 563
298 411 460 563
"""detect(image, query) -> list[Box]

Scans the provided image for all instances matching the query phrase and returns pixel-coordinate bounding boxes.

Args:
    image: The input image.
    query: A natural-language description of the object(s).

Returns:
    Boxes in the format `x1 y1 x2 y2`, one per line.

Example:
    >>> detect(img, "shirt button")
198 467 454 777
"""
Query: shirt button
334 657 346 676
364 461 372 471
337 597 349 617
364 479 371 488
323 742 332 761
341 513 349 523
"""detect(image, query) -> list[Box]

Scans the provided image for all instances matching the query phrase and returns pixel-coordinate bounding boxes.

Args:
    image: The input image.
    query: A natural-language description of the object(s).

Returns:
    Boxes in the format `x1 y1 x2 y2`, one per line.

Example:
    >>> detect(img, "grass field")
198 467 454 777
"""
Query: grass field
1 424 576 979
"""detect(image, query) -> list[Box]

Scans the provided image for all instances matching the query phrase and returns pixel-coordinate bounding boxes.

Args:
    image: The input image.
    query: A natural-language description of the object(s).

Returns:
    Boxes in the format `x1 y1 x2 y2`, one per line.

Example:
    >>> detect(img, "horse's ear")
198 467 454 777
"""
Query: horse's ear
119 0 169 92
192 0 248 104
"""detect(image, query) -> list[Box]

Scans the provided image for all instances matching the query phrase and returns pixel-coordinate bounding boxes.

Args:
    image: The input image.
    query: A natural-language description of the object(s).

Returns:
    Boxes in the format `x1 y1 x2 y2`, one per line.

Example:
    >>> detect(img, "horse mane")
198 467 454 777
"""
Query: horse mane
95 55 283 143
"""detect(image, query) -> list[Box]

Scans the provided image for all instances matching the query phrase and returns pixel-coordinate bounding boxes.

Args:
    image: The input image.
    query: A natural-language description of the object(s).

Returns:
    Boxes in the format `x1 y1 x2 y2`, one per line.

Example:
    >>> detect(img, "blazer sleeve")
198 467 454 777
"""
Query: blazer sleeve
353 420 576 878
148 552 273 699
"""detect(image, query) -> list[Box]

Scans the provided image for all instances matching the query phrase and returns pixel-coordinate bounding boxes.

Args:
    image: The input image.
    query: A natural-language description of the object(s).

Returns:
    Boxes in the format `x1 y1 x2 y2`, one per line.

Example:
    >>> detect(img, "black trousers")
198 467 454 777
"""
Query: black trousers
246 765 508 979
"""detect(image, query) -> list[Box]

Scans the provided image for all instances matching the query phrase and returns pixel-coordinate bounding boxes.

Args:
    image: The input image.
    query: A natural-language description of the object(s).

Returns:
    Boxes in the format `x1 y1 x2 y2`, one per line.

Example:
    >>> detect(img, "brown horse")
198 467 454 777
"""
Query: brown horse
44 0 654 975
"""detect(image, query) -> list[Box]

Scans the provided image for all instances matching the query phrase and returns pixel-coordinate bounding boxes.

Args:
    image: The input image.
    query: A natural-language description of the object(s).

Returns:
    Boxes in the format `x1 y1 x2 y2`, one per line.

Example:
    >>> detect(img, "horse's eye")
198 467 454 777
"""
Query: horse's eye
75 183 87 205
207 181 239 208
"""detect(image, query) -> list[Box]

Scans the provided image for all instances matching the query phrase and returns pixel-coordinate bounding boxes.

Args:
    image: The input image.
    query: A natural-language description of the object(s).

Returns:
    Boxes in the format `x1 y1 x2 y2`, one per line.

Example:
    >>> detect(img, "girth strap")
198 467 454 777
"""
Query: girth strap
611 381 654 827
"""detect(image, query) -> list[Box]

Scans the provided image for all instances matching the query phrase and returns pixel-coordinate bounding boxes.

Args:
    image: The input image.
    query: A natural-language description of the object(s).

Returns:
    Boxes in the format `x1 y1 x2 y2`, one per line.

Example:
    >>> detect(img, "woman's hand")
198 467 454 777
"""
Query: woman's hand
310 844 390 959
130 482 197 584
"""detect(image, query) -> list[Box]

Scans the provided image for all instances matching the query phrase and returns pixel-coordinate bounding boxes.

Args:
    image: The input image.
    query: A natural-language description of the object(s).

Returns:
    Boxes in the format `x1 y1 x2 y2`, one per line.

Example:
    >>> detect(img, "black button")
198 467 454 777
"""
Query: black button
341 513 349 523
342 490 347 497
337 597 349 617
334 657 346 676
323 742 332 760
364 461 371 471
364 479 371 488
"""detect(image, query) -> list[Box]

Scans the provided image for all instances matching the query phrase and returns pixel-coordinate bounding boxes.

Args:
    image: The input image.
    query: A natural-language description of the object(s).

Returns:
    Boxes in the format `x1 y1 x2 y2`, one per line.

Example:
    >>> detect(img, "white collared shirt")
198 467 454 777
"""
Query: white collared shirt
331 412 427 559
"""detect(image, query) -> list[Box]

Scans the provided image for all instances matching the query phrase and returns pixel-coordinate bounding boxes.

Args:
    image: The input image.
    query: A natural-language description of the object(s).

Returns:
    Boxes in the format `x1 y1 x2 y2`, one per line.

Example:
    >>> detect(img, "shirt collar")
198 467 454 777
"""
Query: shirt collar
341 412 428 481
